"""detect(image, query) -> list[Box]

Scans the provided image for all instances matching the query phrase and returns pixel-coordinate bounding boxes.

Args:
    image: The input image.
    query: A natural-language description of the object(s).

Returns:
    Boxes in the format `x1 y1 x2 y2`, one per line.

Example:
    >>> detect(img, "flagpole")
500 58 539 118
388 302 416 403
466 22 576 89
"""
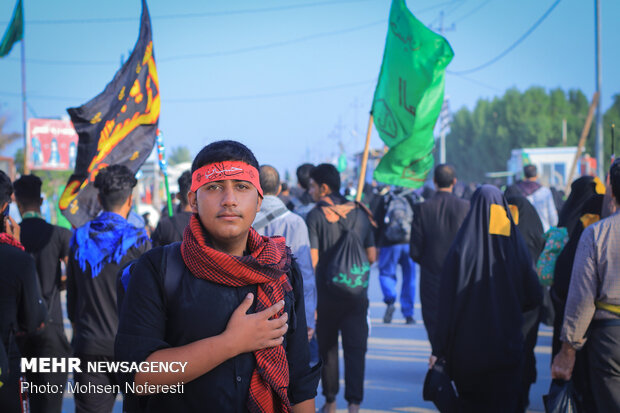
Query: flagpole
20 26 28 174
355 114 374 202
156 130 173 217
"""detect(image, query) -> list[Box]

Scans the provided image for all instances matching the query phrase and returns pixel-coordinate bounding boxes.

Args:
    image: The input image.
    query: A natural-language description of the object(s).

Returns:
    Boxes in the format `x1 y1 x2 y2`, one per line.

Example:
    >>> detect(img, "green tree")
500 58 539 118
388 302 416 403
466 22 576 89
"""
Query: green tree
168 146 192 165
603 93 620 171
13 147 24 174
445 86 615 183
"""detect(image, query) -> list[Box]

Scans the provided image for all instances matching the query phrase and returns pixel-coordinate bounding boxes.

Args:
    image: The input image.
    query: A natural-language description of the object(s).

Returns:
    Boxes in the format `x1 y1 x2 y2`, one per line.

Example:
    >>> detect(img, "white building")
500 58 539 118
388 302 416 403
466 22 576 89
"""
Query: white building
507 147 579 188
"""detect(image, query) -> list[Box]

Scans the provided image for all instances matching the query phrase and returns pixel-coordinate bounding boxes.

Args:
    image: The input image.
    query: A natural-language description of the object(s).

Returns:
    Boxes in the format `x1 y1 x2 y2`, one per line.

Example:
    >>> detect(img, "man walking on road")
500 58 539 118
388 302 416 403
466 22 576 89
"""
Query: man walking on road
306 163 376 413
410 164 469 350
375 187 418 324
512 164 558 232
67 165 151 413
13 175 72 413
552 159 620 411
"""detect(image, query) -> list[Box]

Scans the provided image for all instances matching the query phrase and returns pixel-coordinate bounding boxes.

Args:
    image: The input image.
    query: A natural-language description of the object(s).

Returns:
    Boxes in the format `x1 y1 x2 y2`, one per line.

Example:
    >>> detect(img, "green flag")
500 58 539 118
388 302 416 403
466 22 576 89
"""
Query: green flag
0 0 23 57
371 0 453 188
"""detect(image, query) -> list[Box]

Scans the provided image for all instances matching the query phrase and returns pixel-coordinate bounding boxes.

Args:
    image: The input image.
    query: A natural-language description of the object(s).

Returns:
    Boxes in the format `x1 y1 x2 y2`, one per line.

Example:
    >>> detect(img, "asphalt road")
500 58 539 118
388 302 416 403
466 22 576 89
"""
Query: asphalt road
60 263 553 412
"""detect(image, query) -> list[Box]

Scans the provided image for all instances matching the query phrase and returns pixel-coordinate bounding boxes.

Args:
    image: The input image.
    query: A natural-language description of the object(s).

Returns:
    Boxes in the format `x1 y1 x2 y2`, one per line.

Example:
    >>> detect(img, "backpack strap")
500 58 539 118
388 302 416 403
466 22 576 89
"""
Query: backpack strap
162 242 184 306
253 206 289 232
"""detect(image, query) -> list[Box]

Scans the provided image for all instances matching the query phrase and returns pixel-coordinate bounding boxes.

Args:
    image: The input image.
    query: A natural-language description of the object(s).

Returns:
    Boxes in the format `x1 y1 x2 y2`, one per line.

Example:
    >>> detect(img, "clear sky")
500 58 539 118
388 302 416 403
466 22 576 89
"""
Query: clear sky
0 0 618 178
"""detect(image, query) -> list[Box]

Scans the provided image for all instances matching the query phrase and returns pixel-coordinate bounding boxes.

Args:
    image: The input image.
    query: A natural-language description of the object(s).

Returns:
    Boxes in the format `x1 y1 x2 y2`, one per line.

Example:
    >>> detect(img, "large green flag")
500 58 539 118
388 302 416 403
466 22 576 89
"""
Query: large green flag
0 0 23 57
371 0 453 188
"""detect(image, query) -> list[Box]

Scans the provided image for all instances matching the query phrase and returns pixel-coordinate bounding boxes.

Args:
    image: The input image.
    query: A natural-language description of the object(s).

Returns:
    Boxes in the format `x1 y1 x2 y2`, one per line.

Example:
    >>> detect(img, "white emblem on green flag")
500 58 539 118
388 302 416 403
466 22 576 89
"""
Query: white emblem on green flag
0 0 23 58
372 0 454 188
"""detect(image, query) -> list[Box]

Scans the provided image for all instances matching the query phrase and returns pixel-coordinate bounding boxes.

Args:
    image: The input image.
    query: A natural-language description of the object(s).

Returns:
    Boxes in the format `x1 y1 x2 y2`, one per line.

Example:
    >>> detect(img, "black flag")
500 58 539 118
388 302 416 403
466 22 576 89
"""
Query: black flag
59 0 159 228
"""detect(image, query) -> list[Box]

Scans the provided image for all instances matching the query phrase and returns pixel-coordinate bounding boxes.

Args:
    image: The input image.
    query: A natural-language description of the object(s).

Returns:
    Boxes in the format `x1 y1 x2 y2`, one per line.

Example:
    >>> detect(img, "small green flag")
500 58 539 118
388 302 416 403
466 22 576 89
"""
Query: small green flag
371 0 453 188
0 0 23 58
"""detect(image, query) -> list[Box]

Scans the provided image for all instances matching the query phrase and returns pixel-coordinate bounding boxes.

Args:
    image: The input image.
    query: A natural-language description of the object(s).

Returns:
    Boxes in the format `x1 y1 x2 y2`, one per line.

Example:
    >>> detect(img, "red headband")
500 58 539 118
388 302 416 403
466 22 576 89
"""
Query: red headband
191 161 263 197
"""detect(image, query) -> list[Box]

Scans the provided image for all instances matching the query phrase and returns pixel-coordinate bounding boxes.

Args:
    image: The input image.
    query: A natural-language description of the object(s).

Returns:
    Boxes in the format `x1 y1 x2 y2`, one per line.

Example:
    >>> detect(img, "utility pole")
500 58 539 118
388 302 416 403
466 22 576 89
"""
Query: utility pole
431 11 454 164
595 0 603 178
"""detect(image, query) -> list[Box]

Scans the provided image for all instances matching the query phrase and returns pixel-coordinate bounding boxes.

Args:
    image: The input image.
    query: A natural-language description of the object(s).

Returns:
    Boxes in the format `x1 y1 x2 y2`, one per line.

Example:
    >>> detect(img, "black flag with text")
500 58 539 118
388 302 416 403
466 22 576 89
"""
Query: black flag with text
60 0 159 228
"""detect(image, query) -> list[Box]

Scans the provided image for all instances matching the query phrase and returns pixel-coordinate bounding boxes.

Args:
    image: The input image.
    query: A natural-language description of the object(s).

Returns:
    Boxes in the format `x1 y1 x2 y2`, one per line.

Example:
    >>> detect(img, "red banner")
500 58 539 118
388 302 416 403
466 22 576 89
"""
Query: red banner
27 118 78 171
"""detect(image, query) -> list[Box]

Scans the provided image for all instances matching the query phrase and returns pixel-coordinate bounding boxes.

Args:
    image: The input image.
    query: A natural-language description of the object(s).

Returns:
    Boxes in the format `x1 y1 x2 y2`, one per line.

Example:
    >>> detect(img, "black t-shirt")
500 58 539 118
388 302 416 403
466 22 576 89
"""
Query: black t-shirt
115 246 320 412
151 211 192 247
67 242 150 357
306 195 376 289
20 218 72 326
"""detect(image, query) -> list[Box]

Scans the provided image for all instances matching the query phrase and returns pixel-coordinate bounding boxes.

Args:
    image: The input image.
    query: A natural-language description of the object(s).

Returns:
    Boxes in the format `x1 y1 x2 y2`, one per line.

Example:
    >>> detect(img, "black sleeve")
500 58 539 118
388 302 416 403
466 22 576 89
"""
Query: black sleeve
115 249 170 386
18 254 47 334
66 255 77 323
372 196 387 244
58 227 72 259
286 260 320 405
151 221 165 248
409 204 424 263
306 209 320 250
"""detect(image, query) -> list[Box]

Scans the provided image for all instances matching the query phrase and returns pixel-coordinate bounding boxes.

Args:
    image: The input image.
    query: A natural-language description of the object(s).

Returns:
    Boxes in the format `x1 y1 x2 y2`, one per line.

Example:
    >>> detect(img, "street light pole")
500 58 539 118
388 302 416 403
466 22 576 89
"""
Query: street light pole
595 0 603 178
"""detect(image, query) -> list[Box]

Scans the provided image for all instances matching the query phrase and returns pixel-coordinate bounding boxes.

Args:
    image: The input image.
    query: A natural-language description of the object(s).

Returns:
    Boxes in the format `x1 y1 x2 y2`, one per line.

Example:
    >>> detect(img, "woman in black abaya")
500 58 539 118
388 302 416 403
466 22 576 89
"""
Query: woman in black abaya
433 185 542 413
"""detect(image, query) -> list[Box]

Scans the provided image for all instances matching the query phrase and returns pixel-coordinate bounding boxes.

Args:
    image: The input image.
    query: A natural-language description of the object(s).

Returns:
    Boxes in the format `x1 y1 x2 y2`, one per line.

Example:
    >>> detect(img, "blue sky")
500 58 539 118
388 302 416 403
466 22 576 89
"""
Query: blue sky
0 0 618 178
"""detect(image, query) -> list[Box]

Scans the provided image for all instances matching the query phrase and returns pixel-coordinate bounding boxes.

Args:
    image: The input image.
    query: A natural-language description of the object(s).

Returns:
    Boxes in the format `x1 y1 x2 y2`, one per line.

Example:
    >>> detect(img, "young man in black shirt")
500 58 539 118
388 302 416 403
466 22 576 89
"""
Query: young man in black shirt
116 140 319 412
151 171 192 246
305 164 376 413
67 165 151 413
0 170 47 412
13 175 72 413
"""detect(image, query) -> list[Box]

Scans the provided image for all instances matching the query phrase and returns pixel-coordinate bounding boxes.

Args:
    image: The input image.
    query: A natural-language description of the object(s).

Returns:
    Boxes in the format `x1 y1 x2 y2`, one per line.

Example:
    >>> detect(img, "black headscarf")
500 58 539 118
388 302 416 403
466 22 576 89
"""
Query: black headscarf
557 176 601 235
504 188 545 264
551 194 604 327
434 185 542 382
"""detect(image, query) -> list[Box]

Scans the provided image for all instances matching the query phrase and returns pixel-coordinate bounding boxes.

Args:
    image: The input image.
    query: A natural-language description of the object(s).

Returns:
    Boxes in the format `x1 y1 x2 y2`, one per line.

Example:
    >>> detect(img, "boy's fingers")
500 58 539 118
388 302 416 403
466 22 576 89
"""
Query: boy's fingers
266 312 288 330
233 293 254 316
259 300 285 319
266 336 285 348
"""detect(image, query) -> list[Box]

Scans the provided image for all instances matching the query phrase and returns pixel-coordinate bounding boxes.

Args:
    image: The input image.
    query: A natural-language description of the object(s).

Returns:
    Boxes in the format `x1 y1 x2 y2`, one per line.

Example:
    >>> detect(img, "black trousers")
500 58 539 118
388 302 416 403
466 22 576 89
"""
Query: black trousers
18 323 71 413
419 267 440 350
316 294 368 405
73 354 120 413
588 324 620 412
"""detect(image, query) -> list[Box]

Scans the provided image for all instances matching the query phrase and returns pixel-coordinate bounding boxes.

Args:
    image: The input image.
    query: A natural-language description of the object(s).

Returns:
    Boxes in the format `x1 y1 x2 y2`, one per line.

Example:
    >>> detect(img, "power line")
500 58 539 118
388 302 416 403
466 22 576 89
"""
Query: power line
159 19 386 63
2 19 386 66
447 72 502 92
0 0 379 25
448 0 562 75
0 79 377 104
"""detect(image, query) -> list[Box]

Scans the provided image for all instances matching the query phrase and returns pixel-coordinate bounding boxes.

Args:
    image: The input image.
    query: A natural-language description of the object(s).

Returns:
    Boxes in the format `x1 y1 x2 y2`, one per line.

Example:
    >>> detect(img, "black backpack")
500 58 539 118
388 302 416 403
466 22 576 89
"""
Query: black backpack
383 193 414 244
321 205 371 298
